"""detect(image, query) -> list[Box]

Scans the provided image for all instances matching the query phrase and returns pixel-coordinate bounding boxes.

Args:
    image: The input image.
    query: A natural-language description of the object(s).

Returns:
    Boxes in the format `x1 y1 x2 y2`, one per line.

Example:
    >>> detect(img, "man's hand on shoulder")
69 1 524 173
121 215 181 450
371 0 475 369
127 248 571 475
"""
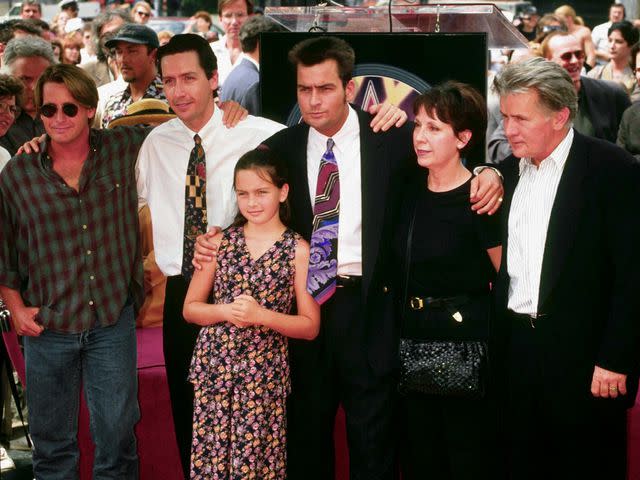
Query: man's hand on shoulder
192 226 222 270
17 135 46 155
368 103 407 132
218 100 248 128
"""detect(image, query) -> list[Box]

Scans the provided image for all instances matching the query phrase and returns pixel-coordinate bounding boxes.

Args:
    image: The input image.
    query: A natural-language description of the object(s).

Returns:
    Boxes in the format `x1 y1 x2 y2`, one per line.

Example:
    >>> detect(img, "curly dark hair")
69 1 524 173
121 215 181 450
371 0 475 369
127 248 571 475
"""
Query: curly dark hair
0 74 24 107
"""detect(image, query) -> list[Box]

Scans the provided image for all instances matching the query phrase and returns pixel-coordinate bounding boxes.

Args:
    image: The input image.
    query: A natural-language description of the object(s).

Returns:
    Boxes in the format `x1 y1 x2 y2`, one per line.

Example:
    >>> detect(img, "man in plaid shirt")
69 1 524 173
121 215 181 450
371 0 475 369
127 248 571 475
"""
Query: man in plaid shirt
0 64 145 479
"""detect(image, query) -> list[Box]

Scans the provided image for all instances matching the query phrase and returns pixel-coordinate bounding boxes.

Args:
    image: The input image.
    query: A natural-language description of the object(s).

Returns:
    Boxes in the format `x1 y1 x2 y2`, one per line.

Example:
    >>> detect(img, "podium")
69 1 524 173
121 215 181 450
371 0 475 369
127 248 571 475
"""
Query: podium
264 3 528 48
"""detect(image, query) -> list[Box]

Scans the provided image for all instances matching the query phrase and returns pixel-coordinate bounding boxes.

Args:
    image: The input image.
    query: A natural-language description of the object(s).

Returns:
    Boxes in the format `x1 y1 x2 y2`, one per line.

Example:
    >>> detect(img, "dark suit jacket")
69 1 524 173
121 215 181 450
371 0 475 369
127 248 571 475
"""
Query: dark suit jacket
219 58 260 115
262 109 415 375
580 76 630 143
495 131 640 412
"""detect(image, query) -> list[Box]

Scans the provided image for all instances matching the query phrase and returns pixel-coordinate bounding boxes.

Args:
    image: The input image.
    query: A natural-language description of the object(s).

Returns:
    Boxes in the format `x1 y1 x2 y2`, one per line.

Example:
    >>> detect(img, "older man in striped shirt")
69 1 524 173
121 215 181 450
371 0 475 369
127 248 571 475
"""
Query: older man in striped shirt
493 57 640 480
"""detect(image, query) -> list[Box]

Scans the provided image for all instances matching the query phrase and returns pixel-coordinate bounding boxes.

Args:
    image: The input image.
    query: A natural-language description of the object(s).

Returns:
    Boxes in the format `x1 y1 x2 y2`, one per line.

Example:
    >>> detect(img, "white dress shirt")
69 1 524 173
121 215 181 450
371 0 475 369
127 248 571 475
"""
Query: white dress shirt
210 35 241 87
507 128 574 315
0 146 11 172
307 106 362 276
591 21 612 66
136 108 284 276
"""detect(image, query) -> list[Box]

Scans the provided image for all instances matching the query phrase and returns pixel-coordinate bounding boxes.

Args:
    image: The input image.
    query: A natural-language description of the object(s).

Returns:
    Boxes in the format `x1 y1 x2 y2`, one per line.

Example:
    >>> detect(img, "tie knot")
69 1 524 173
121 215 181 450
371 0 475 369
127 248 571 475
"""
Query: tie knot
326 138 334 152
194 134 202 145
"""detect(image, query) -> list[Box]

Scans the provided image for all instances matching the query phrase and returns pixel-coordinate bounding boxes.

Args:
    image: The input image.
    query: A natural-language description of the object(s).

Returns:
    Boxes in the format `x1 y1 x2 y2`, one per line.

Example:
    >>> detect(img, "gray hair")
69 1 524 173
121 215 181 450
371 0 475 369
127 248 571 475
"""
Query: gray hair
2 36 55 71
492 56 577 122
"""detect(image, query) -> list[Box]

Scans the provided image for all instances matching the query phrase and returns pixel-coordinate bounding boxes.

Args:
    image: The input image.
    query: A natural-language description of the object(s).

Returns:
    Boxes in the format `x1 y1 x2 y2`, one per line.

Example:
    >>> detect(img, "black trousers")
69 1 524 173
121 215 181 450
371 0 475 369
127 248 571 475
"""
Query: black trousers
399 391 504 480
506 312 628 480
163 275 201 480
286 284 396 480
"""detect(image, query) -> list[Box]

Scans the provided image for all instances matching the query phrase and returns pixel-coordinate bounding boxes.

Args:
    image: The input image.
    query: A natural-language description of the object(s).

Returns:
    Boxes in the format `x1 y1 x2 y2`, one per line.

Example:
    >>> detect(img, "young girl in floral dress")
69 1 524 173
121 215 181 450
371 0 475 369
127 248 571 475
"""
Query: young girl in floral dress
183 148 320 480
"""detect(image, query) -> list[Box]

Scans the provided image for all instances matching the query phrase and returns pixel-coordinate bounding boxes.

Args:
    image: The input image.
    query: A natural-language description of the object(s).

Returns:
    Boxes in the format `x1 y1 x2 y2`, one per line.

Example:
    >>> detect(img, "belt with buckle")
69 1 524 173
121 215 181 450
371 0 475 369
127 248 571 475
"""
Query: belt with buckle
408 295 469 310
336 275 361 288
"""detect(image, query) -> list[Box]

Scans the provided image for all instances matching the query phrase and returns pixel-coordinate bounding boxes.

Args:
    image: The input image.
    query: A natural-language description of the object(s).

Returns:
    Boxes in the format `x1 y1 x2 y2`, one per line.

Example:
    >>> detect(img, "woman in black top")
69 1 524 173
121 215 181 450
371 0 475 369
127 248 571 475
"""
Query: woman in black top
396 81 503 480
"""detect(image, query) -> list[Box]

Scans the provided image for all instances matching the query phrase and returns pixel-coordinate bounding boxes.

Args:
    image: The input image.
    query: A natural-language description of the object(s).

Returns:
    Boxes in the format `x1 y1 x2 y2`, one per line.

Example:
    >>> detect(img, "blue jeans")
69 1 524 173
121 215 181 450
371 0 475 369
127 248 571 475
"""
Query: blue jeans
24 304 140 480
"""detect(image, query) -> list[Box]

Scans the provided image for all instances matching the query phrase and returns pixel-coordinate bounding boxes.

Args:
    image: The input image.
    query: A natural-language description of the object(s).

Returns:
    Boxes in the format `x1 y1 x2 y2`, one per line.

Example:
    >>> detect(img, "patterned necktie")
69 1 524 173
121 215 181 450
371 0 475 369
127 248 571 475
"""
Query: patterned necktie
182 134 207 279
307 138 340 304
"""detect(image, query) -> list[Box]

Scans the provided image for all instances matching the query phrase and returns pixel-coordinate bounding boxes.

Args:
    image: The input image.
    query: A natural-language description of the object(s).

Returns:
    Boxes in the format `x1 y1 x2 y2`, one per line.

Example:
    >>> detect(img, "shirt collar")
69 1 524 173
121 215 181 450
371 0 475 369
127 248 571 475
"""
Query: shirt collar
308 105 359 154
242 53 259 71
179 104 220 139
518 128 574 175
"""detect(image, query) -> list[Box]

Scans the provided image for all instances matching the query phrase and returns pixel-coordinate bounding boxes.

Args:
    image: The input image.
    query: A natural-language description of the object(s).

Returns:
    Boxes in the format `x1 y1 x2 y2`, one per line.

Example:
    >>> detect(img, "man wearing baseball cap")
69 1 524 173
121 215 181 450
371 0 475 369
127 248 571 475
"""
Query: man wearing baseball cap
99 23 165 129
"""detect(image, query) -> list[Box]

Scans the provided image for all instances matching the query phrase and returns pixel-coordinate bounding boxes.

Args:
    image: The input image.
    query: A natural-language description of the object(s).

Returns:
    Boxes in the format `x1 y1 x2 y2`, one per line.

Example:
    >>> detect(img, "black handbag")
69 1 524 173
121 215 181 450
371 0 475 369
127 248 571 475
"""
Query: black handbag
397 195 487 398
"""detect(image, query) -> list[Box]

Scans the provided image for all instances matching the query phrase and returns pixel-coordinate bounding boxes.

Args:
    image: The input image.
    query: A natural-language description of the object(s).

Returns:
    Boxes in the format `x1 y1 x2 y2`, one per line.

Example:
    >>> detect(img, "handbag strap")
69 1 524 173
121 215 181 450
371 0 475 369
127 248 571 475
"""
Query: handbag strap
399 189 419 324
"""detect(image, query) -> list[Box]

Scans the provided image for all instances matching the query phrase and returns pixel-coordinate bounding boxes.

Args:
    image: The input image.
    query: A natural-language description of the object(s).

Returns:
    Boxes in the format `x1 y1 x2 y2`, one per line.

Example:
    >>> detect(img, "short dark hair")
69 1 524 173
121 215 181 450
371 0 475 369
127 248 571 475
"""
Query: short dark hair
157 33 217 79
288 36 355 87
0 74 24 107
608 20 639 47
413 81 487 161
239 16 282 53
232 147 290 226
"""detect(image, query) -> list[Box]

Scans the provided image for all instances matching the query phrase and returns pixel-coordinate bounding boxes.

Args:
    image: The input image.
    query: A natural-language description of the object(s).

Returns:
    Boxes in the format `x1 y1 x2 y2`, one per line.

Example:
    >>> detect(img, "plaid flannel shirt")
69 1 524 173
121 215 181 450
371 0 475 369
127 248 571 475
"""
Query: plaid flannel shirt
0 127 149 332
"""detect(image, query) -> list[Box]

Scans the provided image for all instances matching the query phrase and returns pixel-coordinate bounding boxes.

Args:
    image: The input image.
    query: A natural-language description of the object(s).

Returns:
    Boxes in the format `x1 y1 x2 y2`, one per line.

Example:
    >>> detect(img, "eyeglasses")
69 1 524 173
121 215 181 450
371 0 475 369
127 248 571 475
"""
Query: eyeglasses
559 50 585 62
0 103 18 116
135 10 150 17
40 103 79 118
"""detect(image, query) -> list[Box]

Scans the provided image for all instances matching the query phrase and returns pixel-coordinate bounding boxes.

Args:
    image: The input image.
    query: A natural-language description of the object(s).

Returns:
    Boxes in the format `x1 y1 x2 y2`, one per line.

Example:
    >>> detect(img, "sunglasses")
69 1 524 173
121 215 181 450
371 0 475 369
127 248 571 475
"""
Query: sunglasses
135 10 150 16
559 50 585 62
40 103 80 118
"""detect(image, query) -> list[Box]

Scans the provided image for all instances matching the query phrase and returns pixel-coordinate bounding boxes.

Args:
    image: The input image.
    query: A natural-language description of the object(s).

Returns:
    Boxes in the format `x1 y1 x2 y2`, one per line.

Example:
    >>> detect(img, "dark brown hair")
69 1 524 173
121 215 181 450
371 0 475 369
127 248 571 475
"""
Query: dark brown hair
413 81 487 163
232 147 290 226
288 36 355 87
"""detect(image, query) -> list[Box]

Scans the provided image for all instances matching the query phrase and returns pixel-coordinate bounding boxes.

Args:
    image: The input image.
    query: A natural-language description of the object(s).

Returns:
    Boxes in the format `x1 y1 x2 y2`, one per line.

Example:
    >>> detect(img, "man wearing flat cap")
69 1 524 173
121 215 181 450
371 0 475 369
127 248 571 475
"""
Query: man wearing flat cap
99 23 166 129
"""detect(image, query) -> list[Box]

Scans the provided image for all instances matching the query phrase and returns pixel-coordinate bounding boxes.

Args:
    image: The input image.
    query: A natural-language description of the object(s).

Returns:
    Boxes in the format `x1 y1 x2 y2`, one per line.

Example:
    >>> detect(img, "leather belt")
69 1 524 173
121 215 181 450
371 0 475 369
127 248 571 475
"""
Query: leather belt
336 275 361 288
408 295 469 311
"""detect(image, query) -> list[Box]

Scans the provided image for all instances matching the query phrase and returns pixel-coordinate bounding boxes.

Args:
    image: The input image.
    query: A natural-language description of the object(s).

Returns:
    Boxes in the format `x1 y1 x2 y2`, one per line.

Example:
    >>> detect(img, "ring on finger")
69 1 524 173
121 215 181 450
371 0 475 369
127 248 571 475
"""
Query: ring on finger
609 385 618 391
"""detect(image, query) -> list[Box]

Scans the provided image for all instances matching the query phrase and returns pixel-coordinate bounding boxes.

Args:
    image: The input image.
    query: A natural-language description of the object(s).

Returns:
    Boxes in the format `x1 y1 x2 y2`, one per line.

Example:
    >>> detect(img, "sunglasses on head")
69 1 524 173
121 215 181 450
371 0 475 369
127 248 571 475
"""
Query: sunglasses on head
40 103 80 118
559 50 585 62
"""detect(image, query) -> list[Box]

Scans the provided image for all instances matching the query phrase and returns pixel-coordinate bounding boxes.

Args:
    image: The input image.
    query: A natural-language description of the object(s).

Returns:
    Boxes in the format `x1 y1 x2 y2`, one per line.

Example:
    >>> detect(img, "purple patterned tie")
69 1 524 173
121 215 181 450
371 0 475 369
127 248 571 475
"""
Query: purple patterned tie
307 138 339 304
182 134 207 279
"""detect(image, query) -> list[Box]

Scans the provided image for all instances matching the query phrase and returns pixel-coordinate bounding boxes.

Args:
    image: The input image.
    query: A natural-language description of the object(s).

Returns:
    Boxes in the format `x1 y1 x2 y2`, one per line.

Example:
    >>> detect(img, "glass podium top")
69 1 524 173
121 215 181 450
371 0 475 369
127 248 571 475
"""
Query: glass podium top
265 3 528 49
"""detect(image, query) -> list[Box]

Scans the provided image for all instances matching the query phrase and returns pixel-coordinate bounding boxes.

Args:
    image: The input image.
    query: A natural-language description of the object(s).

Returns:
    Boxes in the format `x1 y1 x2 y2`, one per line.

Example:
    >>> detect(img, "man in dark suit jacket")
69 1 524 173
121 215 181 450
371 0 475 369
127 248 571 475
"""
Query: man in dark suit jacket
488 32 630 164
261 36 503 480
219 16 282 115
493 57 640 480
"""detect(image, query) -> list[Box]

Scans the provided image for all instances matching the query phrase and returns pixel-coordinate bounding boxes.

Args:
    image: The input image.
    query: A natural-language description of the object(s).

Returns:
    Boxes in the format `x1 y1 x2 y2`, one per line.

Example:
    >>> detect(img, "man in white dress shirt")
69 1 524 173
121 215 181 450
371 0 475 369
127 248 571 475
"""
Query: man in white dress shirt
591 3 626 66
136 33 283 478
493 57 640 480
209 0 252 89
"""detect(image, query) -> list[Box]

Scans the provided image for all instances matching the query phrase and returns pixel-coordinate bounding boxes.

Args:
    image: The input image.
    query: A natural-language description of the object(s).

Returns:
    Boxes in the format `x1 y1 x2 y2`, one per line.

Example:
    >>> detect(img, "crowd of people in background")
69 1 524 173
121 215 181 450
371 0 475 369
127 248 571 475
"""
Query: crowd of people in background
0 0 639 479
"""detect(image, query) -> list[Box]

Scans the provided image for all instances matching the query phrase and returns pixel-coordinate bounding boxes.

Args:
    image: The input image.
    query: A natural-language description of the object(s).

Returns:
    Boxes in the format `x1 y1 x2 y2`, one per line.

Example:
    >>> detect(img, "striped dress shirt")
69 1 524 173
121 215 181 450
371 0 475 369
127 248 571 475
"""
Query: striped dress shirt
507 128 574 315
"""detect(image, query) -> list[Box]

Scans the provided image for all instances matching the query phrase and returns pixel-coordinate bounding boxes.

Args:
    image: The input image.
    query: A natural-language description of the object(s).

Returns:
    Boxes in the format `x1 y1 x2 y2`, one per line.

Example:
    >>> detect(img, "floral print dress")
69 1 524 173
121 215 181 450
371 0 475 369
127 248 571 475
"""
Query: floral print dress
188 226 300 480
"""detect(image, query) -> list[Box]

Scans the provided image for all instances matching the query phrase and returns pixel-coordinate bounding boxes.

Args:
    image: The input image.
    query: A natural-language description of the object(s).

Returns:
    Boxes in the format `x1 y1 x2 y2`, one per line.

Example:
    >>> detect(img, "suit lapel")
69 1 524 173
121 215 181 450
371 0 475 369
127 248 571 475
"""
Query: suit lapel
288 125 314 239
538 133 589 311
358 110 390 296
